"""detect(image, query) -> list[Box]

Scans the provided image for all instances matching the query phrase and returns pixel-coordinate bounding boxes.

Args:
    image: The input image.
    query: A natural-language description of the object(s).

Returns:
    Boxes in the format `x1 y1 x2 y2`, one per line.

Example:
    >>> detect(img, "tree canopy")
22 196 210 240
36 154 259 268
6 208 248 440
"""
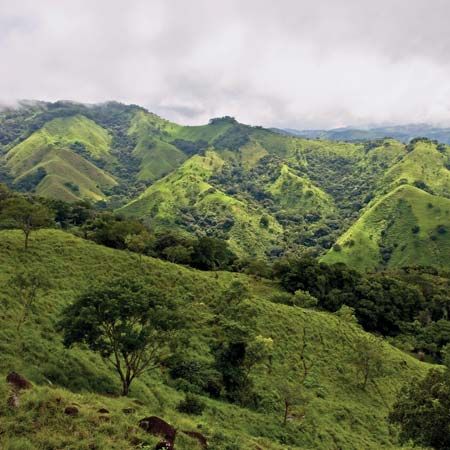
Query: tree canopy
60 278 183 395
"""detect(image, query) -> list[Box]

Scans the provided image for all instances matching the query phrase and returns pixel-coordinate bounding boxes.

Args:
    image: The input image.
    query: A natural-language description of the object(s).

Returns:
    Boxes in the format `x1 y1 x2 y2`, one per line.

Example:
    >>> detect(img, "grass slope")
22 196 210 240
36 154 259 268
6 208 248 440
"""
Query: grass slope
0 229 428 449
381 141 450 198
5 115 116 201
120 151 282 257
268 164 335 216
127 111 235 183
128 111 187 181
323 185 450 271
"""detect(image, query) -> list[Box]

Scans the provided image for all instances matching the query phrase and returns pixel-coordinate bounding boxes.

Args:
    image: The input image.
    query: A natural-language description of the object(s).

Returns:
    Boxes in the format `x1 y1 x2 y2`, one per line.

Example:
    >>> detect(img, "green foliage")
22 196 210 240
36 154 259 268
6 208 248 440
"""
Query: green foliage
191 236 237 270
275 257 425 336
389 369 450 449
84 213 147 250
2 102 450 272
0 229 430 449
8 268 51 334
177 393 206 415
347 334 385 390
0 196 54 248
212 123 251 151
59 278 183 395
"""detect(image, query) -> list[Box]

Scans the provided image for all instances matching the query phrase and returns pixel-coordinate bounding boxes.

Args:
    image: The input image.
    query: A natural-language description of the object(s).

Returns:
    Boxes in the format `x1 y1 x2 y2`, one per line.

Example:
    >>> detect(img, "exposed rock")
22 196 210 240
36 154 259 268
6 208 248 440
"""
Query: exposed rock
182 430 208 449
139 416 176 444
122 407 136 414
64 405 79 416
6 371 32 390
155 440 174 450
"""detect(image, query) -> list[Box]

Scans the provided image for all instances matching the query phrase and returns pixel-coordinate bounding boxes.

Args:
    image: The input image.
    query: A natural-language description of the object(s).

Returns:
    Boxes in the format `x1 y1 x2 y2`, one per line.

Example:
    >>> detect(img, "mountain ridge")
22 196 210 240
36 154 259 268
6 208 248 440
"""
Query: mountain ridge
1 100 449 270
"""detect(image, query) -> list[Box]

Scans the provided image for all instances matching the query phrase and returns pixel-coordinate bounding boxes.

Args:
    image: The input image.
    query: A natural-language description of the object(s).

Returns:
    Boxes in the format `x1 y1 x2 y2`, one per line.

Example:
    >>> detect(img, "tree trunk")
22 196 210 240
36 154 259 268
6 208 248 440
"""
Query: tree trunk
24 231 30 250
122 380 130 396
283 400 289 426
362 366 369 390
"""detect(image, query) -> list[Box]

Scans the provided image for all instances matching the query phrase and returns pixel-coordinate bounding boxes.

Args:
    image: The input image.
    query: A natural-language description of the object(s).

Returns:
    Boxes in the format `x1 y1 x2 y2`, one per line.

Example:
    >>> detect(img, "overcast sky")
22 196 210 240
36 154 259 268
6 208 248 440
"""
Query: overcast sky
1 0 450 129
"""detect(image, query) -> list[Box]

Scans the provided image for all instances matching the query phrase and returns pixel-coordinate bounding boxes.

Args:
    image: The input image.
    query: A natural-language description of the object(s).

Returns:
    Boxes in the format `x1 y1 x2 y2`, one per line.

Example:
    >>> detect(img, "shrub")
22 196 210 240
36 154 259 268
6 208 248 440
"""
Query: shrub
411 225 420 234
293 290 319 308
177 393 206 415
437 224 447 235
271 292 295 306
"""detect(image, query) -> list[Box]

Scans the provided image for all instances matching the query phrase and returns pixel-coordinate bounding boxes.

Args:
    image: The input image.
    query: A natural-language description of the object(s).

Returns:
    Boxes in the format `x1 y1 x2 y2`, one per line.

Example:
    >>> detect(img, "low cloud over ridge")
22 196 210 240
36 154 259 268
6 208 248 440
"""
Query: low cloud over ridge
1 0 450 128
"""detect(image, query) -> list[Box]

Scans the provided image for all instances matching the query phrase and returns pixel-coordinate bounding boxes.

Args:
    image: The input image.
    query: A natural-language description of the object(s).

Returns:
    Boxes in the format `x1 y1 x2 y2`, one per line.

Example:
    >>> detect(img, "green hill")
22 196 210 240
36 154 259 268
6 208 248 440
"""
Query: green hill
0 101 449 269
381 140 450 198
128 111 188 182
0 229 429 449
120 151 282 257
5 115 116 201
268 164 335 216
322 185 450 271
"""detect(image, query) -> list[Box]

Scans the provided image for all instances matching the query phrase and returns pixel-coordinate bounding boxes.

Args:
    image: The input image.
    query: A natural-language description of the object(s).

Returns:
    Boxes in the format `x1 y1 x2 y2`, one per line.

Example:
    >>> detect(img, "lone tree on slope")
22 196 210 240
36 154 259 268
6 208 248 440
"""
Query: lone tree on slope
59 278 183 396
0 197 53 249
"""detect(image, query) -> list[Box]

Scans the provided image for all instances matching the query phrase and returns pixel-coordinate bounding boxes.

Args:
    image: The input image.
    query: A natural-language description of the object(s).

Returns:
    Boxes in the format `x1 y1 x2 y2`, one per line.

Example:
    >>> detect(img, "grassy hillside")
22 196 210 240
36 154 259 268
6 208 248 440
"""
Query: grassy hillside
268 164 335 216
0 229 429 449
323 185 450 271
0 101 449 269
120 151 282 256
128 111 188 182
381 140 450 198
5 115 116 201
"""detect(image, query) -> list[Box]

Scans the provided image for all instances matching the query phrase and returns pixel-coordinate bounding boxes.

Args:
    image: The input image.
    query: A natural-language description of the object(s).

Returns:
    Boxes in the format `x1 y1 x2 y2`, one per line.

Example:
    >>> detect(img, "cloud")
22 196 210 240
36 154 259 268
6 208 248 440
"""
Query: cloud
1 0 450 128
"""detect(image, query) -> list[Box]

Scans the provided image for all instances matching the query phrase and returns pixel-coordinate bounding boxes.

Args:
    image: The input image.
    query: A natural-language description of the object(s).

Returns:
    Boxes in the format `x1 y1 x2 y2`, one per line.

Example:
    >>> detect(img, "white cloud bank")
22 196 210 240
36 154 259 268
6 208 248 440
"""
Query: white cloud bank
1 0 450 128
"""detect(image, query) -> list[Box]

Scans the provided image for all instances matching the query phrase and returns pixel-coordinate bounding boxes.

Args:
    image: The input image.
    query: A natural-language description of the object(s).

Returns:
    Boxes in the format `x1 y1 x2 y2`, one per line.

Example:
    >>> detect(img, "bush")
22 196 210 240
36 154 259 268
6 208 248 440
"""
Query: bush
177 393 206 415
293 290 319 308
437 224 447 235
271 292 295 306
411 225 420 234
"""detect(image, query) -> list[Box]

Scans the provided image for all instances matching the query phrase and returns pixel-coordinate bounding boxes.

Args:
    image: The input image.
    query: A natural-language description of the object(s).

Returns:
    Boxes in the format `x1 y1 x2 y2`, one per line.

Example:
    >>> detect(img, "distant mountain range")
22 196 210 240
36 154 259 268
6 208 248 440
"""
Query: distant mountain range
276 124 450 144
1 101 449 270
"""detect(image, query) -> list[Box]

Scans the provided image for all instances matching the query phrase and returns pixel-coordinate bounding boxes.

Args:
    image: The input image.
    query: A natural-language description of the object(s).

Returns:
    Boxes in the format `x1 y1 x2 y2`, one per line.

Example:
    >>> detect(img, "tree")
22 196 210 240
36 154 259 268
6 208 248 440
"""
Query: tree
88 214 147 250
211 282 270 405
280 327 313 425
8 269 50 334
191 237 237 270
0 183 12 205
59 278 182 395
389 369 450 449
348 334 384 390
125 230 153 265
162 245 193 265
0 197 53 249
280 381 305 426
243 335 274 378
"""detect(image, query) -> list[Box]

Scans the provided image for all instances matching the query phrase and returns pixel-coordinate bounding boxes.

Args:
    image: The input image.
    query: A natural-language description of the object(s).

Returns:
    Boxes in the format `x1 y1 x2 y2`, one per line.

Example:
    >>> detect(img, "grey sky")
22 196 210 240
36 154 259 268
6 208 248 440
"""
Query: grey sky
1 0 450 128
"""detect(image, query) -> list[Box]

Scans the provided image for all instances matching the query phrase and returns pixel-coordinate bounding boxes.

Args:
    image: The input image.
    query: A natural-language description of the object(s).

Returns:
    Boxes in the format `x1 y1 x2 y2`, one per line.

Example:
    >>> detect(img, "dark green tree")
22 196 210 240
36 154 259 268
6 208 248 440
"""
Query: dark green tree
0 197 53 249
211 282 271 405
389 369 450 449
59 278 182 395
191 237 236 270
